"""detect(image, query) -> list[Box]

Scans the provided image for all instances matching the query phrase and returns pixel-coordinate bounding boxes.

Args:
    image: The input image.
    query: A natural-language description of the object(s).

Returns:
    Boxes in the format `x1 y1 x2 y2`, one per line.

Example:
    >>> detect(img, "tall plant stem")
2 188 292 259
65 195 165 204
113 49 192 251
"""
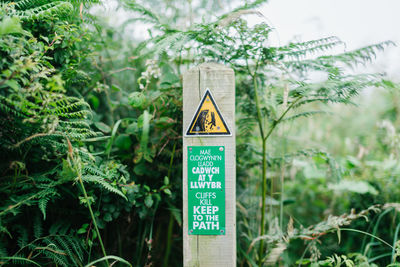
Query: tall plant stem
162 213 174 267
252 74 267 266
77 174 109 267
254 73 303 266
264 96 303 142
252 75 265 140
162 142 176 267
258 138 267 267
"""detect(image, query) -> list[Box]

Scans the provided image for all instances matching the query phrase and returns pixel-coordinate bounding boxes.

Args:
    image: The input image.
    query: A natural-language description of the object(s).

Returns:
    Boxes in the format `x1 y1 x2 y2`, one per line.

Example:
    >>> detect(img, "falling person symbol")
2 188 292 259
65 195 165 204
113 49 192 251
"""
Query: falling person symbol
208 112 216 130
186 89 231 135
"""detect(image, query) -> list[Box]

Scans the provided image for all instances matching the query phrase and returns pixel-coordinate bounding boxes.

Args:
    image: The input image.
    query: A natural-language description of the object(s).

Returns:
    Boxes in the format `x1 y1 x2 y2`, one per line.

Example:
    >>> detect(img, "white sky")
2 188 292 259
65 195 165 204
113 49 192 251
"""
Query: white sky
259 0 400 79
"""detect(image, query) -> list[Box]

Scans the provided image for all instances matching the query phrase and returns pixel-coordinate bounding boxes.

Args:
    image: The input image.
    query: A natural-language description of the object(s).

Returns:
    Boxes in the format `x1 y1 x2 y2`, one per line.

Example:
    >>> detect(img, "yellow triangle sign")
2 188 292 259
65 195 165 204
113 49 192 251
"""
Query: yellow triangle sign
185 89 231 136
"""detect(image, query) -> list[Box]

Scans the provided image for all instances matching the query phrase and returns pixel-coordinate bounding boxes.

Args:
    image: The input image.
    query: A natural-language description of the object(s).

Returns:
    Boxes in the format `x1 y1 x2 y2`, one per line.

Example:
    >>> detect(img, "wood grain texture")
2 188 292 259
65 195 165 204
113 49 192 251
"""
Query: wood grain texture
183 63 236 267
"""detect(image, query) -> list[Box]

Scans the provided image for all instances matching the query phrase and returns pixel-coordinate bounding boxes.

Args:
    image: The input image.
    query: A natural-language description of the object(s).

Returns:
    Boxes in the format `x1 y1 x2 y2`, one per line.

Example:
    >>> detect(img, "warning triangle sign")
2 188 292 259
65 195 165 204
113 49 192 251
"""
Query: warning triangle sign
185 89 231 136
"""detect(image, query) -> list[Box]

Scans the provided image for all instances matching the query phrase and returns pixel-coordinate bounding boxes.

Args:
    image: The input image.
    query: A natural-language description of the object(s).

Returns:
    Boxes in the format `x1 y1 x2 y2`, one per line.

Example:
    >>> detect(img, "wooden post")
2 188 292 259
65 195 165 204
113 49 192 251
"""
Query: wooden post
183 63 236 266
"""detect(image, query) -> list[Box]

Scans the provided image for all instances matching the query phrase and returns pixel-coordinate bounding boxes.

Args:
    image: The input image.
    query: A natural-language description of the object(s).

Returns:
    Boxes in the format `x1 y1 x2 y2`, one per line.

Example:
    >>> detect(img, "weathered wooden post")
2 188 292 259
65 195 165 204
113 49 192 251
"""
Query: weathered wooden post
183 62 236 266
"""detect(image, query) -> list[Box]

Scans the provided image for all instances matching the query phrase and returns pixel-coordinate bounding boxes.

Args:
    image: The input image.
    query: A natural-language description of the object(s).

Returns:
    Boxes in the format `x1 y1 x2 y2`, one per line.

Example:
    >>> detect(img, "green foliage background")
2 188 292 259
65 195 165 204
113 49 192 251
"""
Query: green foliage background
0 0 399 266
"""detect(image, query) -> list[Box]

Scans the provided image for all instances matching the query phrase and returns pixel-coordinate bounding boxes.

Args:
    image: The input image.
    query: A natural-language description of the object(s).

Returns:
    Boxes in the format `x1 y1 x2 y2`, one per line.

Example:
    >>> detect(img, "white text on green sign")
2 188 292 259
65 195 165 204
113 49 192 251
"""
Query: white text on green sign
188 146 225 235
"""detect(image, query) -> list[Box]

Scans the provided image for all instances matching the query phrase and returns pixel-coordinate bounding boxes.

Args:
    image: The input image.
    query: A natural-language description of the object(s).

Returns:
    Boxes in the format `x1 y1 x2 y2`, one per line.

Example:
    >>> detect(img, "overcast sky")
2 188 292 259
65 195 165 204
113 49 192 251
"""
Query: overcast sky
259 0 400 79
98 0 399 79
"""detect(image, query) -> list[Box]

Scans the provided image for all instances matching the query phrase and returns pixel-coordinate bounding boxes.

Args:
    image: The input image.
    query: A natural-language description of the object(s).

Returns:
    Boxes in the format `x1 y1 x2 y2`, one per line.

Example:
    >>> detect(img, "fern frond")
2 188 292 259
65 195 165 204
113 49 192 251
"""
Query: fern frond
237 116 257 136
294 149 342 181
57 109 90 118
82 175 127 200
83 165 107 177
13 0 51 10
17 227 29 249
0 256 41 266
67 0 101 4
289 73 380 105
0 181 60 218
0 224 11 239
218 0 267 21
282 111 330 122
150 31 190 56
217 10 264 28
39 243 69 266
284 41 394 73
63 69 91 87
0 95 33 117
3 232 85 266
279 36 344 60
290 97 353 108
67 235 84 263
54 235 82 266
38 196 49 220
121 0 160 25
10 1 73 21
333 41 395 66
48 97 90 111
37 128 101 141
58 120 91 129
33 216 43 239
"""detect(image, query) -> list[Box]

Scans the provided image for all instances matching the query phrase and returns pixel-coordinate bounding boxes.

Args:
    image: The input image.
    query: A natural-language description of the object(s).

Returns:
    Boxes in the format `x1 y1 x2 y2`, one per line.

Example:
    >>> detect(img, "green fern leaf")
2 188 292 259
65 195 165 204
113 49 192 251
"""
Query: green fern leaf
121 0 161 25
17 227 29 249
1 256 41 266
38 197 49 220
11 1 73 21
82 175 127 200
282 111 330 122
33 215 43 239
54 235 82 266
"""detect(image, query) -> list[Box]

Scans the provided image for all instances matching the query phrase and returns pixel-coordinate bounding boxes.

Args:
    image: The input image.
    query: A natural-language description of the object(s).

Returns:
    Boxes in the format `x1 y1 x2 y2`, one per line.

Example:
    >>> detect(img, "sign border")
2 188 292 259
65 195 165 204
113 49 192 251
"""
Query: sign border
185 88 232 137
187 145 226 235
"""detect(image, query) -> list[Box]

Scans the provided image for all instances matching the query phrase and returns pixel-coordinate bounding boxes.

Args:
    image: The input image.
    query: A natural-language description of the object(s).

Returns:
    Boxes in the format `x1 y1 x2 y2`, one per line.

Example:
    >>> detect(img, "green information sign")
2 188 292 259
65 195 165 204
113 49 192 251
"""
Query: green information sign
188 146 225 235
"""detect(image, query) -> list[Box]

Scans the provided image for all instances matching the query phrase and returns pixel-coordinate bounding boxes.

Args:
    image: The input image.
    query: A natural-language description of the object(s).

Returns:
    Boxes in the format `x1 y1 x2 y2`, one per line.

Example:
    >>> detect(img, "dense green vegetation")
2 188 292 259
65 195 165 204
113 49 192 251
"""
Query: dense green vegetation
0 0 399 266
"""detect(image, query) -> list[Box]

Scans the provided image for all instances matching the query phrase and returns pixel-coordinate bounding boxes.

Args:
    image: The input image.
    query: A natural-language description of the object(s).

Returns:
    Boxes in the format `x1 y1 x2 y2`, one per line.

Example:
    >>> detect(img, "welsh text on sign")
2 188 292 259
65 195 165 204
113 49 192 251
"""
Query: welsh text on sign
187 146 225 235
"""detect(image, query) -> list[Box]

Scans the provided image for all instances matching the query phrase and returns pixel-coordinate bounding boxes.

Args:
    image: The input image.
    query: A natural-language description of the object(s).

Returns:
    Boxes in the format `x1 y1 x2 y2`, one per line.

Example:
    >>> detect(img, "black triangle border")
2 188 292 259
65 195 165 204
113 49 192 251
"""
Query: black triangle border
185 88 231 137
